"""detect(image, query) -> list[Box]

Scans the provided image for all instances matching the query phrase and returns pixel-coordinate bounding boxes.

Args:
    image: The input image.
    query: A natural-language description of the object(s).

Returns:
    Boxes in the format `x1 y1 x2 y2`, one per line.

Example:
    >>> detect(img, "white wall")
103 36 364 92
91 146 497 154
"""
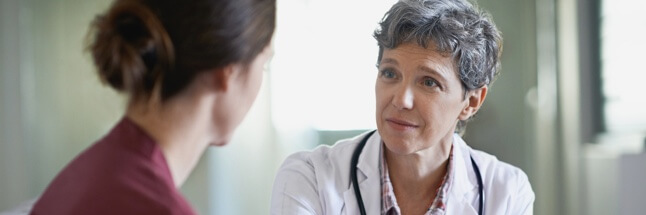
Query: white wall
0 0 121 211
0 0 28 210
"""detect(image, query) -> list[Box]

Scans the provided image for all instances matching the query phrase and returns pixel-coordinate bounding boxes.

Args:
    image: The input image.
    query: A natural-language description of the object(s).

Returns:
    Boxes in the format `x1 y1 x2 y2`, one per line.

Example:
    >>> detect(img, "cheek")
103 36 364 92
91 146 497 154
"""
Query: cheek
421 97 463 131
374 82 389 111
233 69 264 124
238 70 263 124
244 60 265 102
250 69 263 98
375 82 388 127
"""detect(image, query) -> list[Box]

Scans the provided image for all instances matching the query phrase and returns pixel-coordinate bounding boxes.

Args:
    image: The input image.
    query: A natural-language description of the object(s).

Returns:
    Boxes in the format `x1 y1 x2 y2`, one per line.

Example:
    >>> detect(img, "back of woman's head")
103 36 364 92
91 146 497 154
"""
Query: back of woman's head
90 0 276 102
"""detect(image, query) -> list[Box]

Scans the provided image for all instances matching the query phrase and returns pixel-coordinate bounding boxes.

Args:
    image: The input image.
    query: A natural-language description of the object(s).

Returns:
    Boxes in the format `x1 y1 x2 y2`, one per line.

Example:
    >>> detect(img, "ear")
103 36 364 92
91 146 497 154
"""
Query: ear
458 86 488 120
211 64 241 92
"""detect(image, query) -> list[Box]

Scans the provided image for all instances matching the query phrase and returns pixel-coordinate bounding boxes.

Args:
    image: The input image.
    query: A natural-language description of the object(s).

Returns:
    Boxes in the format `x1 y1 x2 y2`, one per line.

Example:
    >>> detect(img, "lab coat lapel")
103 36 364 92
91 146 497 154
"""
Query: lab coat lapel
446 134 479 215
342 131 382 215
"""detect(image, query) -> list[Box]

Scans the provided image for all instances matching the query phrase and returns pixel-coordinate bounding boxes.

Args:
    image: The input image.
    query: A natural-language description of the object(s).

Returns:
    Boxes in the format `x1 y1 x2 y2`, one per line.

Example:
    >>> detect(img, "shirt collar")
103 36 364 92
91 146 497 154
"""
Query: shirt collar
379 142 455 215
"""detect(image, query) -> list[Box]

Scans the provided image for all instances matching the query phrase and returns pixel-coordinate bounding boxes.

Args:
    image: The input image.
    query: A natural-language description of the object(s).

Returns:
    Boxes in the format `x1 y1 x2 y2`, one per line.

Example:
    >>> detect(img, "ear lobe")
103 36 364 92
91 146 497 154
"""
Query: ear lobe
458 86 488 120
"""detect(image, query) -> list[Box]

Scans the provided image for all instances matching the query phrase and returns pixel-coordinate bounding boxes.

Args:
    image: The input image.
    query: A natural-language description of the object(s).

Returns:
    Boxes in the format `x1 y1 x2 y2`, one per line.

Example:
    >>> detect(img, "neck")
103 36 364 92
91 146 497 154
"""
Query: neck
126 90 215 188
384 135 453 206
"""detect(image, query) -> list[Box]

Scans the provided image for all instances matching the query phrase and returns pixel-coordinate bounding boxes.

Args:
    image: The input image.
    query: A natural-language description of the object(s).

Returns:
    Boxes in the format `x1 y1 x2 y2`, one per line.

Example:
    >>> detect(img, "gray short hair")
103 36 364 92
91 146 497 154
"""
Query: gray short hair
374 0 502 133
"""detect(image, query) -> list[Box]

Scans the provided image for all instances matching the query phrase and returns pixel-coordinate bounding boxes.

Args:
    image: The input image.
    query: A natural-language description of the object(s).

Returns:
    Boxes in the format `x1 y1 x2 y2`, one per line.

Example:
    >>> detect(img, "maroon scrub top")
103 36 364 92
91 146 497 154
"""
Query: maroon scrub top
31 118 196 215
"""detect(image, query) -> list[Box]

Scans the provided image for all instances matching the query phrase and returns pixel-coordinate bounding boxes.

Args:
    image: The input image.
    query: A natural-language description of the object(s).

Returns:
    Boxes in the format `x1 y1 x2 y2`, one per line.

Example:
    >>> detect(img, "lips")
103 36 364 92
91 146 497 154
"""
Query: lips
385 118 419 131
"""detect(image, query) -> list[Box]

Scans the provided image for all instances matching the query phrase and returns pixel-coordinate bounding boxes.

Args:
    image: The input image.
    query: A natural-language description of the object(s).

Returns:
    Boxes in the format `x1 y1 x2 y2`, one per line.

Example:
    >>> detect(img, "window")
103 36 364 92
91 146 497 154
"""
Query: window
270 0 397 131
600 0 646 133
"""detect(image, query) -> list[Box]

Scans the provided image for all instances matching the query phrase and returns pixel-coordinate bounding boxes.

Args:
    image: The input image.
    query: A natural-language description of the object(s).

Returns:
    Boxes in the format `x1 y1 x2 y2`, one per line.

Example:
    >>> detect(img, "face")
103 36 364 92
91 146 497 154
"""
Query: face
375 42 473 155
212 46 273 145
237 46 272 118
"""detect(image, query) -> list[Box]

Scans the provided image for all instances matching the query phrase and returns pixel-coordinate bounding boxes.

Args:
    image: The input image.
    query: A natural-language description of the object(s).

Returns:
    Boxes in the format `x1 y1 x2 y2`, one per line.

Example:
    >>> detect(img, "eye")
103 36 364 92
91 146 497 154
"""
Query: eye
422 77 437 87
380 69 397 79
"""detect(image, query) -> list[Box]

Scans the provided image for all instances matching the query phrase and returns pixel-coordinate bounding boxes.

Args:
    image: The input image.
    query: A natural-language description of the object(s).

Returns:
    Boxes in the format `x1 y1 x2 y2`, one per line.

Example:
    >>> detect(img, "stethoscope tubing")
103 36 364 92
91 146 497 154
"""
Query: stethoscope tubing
351 130 484 215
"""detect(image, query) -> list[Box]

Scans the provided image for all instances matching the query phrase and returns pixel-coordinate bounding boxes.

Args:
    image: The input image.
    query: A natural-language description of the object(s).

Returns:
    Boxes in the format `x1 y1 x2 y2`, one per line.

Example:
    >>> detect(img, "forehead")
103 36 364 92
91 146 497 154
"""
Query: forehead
380 42 457 75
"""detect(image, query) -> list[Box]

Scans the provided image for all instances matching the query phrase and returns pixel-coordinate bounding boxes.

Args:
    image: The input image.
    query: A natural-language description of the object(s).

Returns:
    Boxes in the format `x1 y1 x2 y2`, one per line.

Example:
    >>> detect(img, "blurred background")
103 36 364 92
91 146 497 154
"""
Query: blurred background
1 0 645 214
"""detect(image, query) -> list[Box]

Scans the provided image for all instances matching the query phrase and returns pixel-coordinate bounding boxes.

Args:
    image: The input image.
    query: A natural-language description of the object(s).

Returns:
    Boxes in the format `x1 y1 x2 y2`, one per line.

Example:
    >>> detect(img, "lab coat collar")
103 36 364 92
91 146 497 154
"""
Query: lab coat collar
446 133 479 214
343 131 382 215
343 131 478 215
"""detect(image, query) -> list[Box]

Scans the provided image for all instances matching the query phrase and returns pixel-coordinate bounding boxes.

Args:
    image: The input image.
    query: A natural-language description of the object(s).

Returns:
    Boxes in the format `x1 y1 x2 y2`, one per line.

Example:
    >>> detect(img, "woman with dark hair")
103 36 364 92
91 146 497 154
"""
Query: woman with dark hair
271 0 533 214
31 0 275 214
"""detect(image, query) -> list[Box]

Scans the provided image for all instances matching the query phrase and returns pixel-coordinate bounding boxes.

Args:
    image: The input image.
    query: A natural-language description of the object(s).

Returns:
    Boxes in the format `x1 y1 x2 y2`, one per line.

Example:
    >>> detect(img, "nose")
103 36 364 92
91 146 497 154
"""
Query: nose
391 85 414 110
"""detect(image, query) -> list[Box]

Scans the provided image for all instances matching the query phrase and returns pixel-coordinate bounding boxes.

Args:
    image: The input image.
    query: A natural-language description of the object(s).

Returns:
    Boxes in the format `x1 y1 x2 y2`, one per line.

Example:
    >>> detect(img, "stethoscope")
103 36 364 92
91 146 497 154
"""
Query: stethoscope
351 130 484 215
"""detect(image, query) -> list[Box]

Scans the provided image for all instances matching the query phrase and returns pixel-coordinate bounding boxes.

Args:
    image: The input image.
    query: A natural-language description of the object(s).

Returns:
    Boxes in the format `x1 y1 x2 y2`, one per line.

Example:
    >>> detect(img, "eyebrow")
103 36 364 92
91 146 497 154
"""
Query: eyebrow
419 65 448 83
379 58 399 66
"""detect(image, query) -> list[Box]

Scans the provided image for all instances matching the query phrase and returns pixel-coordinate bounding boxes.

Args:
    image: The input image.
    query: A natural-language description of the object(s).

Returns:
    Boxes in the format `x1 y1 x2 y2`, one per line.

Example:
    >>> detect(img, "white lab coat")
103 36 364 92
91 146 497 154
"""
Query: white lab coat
271 131 534 215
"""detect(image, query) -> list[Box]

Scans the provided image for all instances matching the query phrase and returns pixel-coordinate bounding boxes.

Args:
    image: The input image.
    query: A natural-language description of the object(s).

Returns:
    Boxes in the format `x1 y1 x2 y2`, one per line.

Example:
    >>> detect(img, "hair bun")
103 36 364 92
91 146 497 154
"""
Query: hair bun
89 0 174 99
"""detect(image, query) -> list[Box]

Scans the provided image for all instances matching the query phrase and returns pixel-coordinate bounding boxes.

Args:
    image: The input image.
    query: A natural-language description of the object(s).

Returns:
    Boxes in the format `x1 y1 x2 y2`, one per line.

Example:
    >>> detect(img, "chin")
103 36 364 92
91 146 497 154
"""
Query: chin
210 138 230 147
210 142 226 147
381 136 418 155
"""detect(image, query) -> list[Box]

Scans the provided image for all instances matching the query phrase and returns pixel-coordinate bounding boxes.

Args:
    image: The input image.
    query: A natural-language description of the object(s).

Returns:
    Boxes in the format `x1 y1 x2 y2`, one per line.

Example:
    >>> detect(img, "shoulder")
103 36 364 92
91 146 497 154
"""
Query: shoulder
469 149 532 192
271 131 372 214
272 131 367 189
453 134 531 194
33 189 192 215
32 140 195 215
276 131 367 178
468 148 535 214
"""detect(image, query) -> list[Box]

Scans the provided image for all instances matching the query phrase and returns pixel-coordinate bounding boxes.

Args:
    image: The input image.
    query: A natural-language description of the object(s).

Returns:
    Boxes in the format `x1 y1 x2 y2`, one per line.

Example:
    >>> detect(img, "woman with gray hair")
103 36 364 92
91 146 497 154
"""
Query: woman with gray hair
271 0 534 214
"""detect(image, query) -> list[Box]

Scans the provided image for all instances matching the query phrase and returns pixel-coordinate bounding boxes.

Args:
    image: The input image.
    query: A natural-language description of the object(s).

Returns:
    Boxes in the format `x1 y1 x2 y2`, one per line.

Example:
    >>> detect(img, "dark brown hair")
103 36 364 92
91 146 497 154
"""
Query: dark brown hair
89 0 276 102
